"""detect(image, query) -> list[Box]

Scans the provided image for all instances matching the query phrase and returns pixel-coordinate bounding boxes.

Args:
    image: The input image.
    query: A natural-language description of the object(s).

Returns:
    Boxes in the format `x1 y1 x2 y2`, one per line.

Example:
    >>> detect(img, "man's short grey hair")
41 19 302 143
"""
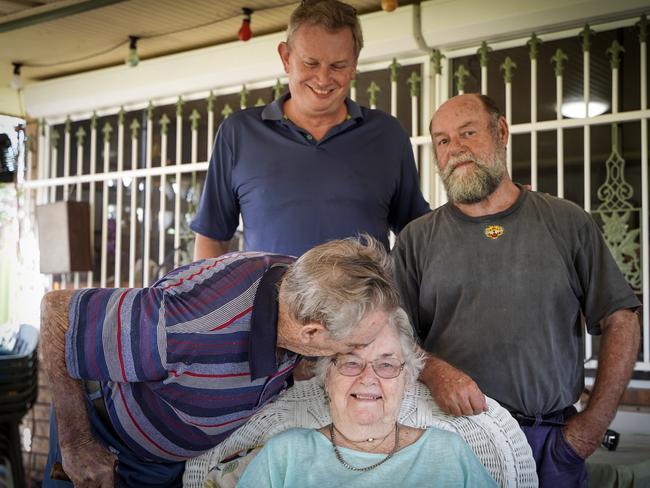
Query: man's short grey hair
314 307 426 387
280 235 398 340
286 0 364 59
476 94 502 133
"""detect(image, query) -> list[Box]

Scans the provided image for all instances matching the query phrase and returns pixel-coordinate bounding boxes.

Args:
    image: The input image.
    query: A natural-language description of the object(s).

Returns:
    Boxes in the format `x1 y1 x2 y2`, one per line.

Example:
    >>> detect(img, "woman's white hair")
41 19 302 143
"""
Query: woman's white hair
314 307 426 388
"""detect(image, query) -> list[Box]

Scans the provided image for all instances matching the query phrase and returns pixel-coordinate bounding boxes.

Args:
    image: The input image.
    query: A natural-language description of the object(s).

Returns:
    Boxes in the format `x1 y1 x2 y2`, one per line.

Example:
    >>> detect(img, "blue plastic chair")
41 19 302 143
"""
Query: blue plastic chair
0 324 39 488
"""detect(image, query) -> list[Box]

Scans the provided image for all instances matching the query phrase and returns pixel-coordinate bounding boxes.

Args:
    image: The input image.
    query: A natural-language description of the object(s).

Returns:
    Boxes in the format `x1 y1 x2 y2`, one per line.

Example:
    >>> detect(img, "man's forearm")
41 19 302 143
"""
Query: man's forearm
585 308 640 430
419 351 487 416
40 290 93 448
194 233 232 260
564 308 639 458
418 353 444 387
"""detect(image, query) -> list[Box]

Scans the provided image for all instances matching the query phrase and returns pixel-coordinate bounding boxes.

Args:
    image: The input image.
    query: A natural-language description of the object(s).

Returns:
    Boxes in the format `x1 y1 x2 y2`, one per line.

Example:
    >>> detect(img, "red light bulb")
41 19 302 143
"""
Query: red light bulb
238 19 251 41
238 8 253 41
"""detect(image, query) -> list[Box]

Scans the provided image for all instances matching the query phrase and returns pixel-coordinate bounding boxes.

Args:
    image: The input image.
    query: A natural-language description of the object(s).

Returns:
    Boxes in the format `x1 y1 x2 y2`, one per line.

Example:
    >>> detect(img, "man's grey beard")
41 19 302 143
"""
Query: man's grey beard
440 148 506 204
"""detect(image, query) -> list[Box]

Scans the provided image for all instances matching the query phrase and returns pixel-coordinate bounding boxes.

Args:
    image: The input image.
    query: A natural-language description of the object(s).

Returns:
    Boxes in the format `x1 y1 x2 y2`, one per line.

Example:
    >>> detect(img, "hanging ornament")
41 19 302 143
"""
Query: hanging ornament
238 8 253 41
381 0 398 12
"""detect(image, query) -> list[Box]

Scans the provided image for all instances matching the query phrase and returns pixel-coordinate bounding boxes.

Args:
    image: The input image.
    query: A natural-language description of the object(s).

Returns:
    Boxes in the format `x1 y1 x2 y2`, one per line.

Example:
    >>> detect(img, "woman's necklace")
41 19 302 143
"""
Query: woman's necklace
332 424 394 452
329 423 400 472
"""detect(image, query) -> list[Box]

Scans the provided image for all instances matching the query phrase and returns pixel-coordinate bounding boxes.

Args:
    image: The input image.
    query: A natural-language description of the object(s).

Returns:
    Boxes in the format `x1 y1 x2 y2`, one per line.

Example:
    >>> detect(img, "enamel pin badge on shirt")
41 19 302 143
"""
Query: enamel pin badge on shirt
484 225 504 240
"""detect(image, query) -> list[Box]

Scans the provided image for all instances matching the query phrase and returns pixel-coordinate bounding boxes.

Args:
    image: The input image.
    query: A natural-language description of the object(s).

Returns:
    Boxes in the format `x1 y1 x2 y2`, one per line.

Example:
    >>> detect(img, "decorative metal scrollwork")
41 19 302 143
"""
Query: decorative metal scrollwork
594 125 641 292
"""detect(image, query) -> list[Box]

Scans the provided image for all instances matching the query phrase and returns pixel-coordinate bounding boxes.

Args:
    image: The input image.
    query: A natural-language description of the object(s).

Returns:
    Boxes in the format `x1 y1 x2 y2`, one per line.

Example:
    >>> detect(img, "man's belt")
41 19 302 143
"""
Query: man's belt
508 406 576 428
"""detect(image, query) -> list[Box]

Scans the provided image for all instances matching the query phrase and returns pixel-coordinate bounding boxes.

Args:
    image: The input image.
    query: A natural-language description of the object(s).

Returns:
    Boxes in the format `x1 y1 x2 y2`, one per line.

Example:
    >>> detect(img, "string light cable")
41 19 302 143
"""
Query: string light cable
13 2 297 69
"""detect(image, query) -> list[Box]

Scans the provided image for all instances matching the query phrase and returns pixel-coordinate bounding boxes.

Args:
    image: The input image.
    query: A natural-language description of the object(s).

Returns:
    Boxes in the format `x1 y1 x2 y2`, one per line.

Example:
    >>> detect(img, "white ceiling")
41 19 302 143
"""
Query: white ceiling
1 0 412 82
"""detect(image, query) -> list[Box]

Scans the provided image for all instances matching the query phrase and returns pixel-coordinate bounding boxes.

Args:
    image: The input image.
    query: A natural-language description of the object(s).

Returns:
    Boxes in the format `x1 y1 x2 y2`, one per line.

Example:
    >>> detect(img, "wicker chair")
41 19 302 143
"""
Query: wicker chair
184 378 538 487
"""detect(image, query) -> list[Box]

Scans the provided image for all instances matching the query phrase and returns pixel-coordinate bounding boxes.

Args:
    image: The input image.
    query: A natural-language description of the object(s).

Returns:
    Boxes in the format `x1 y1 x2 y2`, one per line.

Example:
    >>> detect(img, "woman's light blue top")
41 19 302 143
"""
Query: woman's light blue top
237 427 498 488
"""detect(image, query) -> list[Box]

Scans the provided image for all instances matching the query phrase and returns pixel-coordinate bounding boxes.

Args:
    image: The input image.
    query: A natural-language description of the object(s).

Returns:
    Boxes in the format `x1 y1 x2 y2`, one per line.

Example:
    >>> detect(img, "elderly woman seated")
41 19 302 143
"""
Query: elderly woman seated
236 309 498 487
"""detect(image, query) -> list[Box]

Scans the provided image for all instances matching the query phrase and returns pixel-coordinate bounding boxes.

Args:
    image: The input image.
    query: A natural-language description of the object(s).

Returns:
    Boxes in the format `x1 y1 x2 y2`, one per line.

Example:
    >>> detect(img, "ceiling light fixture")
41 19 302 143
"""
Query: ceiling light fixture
238 8 253 41
126 36 140 67
10 63 22 90
561 100 609 119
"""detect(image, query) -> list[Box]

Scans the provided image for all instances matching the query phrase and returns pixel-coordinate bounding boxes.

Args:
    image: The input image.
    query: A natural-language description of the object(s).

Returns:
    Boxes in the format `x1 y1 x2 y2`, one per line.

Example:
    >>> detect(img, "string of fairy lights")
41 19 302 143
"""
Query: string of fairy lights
8 0 401 89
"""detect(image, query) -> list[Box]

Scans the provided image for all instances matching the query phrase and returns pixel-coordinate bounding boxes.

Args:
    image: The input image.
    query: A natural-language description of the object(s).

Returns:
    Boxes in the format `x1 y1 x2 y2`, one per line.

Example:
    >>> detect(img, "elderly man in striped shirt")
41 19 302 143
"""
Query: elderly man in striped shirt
41 237 398 487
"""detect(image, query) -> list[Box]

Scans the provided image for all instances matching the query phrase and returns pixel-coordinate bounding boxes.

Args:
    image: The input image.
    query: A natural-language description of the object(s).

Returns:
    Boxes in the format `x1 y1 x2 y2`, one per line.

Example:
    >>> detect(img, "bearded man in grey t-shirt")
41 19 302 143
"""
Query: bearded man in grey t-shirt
393 93 640 488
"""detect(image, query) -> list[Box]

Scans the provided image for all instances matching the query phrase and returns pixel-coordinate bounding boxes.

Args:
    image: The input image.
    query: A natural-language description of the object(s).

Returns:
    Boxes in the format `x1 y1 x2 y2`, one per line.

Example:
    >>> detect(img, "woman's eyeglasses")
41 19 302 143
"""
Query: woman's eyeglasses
333 355 405 379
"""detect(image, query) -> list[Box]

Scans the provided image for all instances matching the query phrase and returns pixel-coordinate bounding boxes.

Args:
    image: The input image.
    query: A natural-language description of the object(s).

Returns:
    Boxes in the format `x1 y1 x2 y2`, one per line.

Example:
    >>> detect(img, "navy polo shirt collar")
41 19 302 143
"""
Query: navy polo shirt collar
249 263 292 380
346 96 363 120
261 93 364 122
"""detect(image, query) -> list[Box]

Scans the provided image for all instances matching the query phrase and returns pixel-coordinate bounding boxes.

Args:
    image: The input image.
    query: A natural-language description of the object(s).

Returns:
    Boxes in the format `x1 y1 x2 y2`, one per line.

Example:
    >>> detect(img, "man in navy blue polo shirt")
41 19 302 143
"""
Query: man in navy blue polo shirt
191 0 429 259
41 238 398 487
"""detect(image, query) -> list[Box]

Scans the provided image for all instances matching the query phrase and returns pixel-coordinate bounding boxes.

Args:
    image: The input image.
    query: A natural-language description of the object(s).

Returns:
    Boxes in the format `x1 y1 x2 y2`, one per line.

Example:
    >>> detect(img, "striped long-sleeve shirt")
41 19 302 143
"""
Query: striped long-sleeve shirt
66 251 297 461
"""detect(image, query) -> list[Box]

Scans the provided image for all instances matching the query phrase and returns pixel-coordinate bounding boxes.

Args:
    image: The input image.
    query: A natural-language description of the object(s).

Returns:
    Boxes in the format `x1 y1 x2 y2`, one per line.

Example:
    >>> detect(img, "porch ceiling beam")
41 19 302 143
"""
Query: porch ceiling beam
2 1 47 7
0 0 124 33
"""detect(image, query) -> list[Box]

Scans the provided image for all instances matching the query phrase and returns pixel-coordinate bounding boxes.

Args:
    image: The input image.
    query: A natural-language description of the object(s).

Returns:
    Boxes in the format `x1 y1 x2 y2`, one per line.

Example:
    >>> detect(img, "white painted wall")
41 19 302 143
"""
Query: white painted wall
420 0 649 49
0 80 24 118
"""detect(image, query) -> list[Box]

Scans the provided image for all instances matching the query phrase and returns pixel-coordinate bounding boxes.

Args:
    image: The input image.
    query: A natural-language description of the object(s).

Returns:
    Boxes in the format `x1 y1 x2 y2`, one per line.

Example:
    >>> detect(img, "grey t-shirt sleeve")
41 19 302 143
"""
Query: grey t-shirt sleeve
574 213 641 334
